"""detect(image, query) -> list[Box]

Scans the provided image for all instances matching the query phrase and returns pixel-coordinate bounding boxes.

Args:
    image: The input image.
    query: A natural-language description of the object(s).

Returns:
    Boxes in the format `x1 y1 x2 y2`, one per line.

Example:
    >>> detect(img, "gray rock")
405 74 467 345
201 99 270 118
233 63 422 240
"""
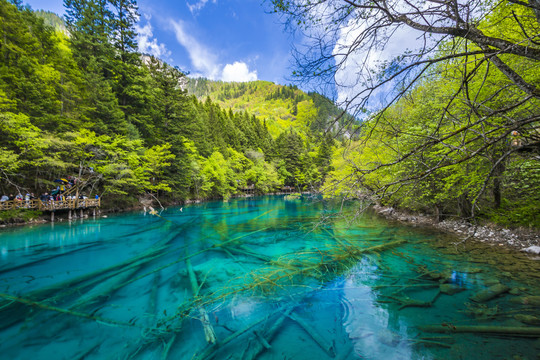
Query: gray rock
522 245 540 254
440 284 465 295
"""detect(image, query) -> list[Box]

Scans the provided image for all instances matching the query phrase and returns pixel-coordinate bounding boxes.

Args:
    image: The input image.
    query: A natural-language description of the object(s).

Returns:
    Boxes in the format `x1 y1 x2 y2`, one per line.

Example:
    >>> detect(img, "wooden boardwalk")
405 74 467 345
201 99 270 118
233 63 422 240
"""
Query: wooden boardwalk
0 198 100 212
238 185 297 195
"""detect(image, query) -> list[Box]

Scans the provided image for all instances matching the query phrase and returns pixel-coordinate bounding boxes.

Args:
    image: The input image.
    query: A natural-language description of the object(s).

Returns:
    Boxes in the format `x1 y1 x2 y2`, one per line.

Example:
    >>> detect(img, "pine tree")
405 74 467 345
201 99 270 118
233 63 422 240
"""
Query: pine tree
64 0 129 134
110 0 140 110
110 0 138 63
64 0 114 74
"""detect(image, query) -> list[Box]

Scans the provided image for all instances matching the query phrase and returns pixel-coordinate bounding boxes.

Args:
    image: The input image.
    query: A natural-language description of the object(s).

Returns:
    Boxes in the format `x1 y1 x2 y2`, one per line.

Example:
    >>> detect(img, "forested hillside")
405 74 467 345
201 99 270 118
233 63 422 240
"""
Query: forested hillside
187 78 356 138
0 0 338 212
1 0 537 228
271 0 540 228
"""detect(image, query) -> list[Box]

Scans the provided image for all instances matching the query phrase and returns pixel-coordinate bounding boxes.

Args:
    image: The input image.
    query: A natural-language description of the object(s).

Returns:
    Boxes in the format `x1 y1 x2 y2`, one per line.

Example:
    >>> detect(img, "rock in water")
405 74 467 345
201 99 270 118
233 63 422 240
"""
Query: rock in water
470 283 510 302
521 246 540 254
510 296 540 306
515 314 540 325
440 284 465 295
509 288 521 296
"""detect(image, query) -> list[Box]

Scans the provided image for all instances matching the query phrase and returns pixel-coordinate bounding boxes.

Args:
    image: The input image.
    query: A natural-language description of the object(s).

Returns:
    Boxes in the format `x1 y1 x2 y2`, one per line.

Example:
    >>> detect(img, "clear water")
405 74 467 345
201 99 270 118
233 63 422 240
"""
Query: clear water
1 196 539 359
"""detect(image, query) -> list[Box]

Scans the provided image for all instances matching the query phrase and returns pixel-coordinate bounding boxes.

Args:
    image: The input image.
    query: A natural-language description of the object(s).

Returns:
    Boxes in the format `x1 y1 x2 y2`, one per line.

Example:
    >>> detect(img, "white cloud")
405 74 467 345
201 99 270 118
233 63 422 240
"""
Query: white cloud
332 15 427 112
187 0 217 14
170 19 258 82
170 19 221 79
222 62 258 82
135 15 170 59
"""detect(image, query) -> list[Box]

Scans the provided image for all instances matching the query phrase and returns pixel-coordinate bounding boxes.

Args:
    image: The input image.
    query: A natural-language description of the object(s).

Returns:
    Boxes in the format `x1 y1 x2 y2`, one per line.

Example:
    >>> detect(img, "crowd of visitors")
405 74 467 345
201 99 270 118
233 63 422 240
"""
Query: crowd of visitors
0 193 37 203
0 176 99 208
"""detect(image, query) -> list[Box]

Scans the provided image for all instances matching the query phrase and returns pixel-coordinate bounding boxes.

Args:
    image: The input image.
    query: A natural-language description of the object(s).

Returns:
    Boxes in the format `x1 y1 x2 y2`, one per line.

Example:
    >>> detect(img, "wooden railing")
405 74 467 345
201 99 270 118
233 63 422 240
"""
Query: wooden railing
0 198 100 212
240 184 255 194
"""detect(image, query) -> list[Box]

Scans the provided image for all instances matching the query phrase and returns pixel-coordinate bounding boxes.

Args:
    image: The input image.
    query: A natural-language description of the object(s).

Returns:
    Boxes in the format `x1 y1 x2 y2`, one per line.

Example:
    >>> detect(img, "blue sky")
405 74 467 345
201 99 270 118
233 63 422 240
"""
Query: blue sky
24 0 426 111
24 0 296 84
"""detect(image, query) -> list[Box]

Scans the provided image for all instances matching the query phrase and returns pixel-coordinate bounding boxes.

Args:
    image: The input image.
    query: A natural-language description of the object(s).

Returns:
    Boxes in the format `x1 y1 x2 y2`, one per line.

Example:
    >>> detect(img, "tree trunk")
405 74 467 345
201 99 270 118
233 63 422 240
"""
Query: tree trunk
458 194 472 218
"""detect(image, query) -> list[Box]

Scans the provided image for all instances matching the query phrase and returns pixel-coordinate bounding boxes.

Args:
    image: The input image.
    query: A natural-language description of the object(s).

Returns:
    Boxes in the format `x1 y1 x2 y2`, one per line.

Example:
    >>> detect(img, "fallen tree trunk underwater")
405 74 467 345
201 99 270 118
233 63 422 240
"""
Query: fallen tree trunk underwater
419 324 540 337
186 257 217 344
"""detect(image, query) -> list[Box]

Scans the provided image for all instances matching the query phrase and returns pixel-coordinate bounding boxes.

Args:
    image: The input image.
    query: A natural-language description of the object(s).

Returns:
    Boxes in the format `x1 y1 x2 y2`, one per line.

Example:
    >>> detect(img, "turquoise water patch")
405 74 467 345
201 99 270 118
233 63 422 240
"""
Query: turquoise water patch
0 196 539 359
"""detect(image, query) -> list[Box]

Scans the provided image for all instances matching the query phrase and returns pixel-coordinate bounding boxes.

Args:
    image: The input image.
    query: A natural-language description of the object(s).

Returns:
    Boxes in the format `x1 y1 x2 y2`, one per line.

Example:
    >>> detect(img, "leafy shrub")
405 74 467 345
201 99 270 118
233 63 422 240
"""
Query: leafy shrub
0 209 42 224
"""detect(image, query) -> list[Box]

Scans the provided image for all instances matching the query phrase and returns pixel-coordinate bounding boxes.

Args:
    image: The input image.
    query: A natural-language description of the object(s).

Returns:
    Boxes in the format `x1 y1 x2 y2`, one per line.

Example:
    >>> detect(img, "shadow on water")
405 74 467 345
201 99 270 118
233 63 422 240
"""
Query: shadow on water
1 195 539 359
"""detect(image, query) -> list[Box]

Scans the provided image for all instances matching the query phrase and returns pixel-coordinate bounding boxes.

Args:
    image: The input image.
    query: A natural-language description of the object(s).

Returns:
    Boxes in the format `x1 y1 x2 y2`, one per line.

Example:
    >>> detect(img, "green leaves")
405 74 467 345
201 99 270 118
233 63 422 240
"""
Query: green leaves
0 1 344 205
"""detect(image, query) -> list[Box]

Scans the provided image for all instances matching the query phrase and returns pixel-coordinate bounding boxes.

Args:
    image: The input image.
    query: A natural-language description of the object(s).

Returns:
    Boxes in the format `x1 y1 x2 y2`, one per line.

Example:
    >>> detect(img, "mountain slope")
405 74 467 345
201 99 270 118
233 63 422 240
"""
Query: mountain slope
186 78 354 138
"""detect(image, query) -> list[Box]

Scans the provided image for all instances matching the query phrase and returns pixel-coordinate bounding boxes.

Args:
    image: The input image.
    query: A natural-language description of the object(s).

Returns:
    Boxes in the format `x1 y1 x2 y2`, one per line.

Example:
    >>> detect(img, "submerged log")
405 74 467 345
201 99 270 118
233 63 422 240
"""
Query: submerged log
287 312 335 358
321 228 354 247
0 292 134 328
334 343 354 360
515 314 540 325
13 261 144 332
161 334 177 360
0 244 169 331
193 306 292 360
409 339 452 348
186 258 217 344
119 272 166 360
243 307 294 360
147 272 160 323
74 343 101 360
69 266 140 310
254 330 272 349
356 239 407 254
220 248 249 272
418 324 540 337
509 296 540 306
387 291 441 310
440 284 465 295
470 283 510 302
228 246 271 262
0 242 100 276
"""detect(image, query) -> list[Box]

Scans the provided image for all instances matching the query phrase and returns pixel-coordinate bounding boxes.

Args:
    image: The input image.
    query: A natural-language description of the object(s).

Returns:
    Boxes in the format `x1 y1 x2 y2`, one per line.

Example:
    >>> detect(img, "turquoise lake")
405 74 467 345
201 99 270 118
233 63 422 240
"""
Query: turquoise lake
1 196 539 359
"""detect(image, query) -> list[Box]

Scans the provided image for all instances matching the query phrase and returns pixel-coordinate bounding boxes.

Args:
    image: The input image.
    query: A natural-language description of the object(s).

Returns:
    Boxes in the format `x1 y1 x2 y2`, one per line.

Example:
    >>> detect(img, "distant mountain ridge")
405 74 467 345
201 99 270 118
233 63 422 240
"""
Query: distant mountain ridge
186 78 355 138
34 10 67 32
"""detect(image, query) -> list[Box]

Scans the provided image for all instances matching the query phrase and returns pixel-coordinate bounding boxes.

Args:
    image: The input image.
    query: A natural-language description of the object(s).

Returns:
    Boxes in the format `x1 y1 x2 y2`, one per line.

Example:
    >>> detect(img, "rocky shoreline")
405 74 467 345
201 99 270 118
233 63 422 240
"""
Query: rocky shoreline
373 205 540 255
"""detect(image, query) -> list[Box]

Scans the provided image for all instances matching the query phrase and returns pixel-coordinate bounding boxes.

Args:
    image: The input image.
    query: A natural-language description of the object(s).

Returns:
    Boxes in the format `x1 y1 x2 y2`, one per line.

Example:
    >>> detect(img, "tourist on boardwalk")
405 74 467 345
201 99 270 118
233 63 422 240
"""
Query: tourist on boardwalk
14 193 23 208
79 193 88 207
40 193 49 202
0 195 8 202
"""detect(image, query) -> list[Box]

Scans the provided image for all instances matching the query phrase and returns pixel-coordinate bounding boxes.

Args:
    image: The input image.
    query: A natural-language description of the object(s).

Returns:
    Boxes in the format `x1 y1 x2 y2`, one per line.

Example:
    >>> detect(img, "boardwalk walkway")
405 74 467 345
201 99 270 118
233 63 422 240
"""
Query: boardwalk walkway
0 198 100 212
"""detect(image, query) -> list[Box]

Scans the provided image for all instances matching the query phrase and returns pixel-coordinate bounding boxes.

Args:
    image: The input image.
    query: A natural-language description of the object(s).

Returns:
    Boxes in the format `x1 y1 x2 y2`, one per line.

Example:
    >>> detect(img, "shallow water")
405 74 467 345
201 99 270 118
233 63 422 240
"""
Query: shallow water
1 196 539 359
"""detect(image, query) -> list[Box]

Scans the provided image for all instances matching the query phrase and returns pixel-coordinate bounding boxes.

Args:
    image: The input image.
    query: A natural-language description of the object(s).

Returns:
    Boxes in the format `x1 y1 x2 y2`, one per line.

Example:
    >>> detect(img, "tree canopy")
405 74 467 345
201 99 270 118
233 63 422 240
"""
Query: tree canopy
271 0 539 226
0 0 339 208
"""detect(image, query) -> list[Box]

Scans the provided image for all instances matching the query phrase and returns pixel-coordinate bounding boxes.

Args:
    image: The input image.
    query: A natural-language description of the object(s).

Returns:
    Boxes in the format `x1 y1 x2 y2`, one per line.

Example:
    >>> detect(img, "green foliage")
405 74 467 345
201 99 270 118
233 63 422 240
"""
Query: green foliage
35 10 66 31
200 151 235 199
245 158 283 194
186 78 353 138
322 11 540 226
0 0 346 207
488 201 540 228
0 208 42 223
486 159 540 227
